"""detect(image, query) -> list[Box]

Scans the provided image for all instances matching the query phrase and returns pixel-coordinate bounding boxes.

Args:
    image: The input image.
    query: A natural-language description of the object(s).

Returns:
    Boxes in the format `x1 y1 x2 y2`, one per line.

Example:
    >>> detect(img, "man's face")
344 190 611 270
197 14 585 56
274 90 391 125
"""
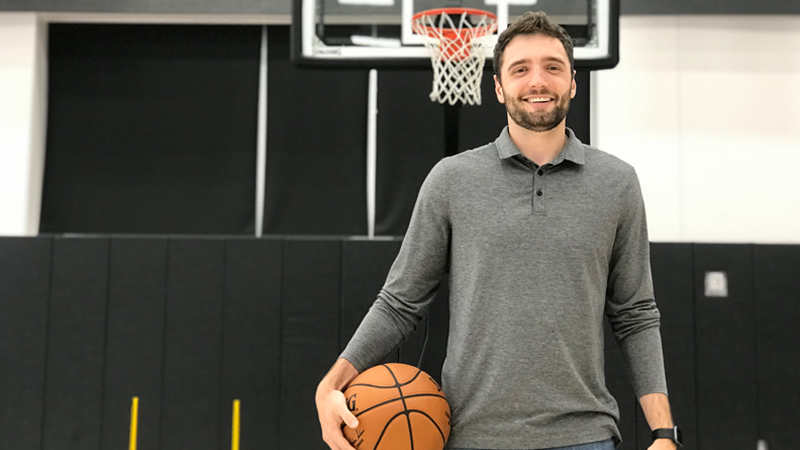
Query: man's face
494 34 576 132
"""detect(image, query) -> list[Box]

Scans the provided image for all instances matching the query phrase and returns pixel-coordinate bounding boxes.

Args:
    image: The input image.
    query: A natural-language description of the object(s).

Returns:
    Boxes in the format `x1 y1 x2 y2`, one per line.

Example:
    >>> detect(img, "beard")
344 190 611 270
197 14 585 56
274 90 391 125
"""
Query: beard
504 85 571 132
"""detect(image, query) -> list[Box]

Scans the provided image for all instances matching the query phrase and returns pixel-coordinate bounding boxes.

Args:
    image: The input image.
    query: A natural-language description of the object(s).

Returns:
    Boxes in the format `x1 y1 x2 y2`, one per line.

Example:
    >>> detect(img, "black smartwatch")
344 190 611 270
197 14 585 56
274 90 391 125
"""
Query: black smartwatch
652 426 683 447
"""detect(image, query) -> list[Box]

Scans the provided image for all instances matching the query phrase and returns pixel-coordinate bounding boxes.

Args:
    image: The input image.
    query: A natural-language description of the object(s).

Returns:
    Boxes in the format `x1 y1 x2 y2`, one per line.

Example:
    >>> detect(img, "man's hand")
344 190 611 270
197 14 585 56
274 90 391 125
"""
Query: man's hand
316 388 359 450
316 358 361 450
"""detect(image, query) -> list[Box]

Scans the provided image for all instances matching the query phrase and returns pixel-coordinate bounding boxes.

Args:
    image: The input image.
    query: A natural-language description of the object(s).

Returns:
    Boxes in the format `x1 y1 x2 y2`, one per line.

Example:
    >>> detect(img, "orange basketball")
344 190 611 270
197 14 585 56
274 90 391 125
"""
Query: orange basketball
342 363 451 450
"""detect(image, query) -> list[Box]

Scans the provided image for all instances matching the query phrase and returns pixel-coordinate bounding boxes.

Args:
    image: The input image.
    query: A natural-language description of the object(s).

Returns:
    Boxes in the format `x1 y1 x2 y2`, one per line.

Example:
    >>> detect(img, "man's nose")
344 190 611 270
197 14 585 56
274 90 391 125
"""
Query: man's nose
526 66 547 88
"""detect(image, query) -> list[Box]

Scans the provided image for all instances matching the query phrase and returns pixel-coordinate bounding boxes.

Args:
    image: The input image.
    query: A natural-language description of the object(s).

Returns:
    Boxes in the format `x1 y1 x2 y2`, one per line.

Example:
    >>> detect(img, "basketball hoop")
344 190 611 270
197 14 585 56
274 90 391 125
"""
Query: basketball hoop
411 8 498 106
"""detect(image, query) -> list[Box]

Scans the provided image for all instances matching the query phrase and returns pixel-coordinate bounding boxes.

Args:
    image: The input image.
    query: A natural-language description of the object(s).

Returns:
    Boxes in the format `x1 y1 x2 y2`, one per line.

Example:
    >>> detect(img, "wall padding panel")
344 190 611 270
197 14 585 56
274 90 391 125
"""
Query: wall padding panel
221 238 283 450
694 244 758 450
637 243 696 449
42 237 109 450
102 238 168 450
0 237 51 450
280 239 342 450
754 245 800 450
161 239 226 450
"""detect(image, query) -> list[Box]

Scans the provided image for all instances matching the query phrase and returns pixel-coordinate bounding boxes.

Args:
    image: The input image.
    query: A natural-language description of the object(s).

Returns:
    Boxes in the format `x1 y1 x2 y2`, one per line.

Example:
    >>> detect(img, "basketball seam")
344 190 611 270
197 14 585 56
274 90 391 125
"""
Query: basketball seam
349 366 424 389
383 365 415 450
407 409 447 444
353 393 448 418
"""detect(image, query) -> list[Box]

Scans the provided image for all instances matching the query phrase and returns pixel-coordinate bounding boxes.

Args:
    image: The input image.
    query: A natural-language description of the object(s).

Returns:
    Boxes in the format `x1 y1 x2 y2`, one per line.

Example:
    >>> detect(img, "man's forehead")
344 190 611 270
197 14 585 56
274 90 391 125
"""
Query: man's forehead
503 35 568 64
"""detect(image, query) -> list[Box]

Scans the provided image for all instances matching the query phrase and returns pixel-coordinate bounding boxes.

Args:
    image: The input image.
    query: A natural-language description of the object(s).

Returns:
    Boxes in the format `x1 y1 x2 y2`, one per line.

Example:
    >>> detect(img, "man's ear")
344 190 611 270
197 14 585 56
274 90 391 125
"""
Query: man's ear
494 75 505 104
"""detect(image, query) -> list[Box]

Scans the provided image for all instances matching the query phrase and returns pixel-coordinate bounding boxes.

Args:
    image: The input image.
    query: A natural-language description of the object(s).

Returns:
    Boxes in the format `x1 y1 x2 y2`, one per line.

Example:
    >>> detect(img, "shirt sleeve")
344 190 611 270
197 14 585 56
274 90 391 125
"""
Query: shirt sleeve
340 159 451 372
604 168 669 398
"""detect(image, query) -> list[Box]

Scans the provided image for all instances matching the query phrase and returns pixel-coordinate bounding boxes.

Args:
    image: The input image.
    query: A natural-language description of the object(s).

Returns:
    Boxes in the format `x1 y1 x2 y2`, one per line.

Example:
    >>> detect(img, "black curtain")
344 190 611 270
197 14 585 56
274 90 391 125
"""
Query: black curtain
41 24 261 234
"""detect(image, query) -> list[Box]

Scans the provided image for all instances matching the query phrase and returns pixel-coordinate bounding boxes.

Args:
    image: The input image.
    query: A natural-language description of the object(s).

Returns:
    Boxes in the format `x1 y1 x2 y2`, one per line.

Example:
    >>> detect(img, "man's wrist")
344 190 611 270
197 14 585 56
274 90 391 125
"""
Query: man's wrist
652 426 682 448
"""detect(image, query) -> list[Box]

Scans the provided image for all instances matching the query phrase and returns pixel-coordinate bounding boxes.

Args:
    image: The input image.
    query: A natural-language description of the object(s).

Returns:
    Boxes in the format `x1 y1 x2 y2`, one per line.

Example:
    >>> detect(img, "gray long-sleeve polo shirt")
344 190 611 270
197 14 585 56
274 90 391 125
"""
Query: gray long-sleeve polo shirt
341 127 668 450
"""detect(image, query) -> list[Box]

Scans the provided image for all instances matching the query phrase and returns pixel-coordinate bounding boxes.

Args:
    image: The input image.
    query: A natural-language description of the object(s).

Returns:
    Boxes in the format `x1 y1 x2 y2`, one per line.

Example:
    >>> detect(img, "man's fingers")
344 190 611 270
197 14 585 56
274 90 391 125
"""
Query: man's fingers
329 431 358 450
339 404 359 429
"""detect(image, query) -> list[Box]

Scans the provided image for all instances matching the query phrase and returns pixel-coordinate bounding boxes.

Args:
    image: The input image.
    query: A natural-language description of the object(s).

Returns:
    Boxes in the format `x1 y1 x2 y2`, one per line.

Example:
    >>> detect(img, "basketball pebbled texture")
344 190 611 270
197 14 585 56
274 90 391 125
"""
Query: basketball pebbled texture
342 363 451 450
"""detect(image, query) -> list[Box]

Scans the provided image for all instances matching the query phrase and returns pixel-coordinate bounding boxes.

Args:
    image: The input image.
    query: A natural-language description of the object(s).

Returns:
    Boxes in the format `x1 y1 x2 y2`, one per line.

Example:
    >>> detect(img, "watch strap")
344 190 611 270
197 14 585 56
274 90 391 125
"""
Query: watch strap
652 426 683 447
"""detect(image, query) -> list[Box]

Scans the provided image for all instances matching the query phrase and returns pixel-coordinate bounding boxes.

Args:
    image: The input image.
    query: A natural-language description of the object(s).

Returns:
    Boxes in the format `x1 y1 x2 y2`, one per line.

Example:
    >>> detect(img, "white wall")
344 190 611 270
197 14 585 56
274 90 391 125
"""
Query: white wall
593 15 800 243
0 13 47 236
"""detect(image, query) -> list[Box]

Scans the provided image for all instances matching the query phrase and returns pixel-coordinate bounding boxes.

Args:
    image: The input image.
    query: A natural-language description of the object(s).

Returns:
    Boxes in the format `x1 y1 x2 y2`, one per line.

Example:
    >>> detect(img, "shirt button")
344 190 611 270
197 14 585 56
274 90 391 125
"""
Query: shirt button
536 189 543 196
537 170 544 176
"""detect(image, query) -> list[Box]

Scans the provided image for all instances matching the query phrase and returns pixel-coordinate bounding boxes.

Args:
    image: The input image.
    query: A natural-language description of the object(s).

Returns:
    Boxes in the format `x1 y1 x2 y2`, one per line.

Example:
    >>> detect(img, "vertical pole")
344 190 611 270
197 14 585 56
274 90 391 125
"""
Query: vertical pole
366 69 378 238
255 26 268 237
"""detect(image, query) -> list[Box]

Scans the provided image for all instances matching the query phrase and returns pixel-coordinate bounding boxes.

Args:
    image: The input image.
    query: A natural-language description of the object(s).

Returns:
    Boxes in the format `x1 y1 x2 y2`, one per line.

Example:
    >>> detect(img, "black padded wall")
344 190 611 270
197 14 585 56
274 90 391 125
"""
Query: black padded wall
694 244 759 450
263 26 369 235
102 238 168 450
638 244 696 449
41 24 260 235
4 238 800 449
280 239 342 450
42 238 109 450
754 245 800 450
0 238 51 450
221 238 283 450
161 239 226 450
643 244 696 447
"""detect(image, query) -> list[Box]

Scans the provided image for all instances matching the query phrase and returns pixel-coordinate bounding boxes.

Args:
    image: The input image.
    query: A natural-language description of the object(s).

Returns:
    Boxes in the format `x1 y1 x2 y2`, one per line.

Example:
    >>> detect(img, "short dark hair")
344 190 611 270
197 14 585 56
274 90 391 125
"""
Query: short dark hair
493 11 575 80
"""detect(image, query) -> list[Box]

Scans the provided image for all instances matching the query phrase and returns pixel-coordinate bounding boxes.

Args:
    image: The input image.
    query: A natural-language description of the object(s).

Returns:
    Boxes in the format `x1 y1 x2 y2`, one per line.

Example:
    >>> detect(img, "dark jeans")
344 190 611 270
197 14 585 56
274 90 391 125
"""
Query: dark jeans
450 438 615 450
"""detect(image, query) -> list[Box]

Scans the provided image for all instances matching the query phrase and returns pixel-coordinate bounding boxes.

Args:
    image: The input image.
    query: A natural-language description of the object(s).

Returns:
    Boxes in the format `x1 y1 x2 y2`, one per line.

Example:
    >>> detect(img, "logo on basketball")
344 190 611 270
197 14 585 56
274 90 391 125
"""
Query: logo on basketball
347 393 358 412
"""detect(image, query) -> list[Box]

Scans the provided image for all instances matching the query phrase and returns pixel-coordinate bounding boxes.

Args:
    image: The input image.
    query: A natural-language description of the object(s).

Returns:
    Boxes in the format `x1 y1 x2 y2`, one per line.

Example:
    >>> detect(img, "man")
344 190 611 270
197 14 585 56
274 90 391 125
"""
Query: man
317 11 680 450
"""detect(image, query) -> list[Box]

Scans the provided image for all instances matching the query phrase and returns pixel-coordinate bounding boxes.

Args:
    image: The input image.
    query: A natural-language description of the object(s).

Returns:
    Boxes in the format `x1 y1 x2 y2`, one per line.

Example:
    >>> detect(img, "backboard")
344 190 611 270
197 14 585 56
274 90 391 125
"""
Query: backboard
292 0 619 69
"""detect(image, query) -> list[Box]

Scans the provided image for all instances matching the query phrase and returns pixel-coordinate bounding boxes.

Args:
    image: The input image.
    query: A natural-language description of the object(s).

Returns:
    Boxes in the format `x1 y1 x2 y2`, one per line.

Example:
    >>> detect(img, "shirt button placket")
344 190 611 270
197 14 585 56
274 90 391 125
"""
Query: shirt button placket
533 168 546 215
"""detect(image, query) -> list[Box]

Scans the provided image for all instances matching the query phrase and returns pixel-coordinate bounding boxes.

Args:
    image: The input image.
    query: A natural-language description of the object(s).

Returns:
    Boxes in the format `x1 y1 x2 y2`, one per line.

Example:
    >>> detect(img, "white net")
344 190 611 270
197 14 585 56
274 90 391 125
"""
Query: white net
412 9 497 106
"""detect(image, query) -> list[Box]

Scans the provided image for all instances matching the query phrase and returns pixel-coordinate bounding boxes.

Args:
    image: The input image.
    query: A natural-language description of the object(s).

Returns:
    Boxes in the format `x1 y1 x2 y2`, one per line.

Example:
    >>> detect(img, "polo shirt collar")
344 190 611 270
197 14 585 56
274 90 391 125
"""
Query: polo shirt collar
495 126 586 166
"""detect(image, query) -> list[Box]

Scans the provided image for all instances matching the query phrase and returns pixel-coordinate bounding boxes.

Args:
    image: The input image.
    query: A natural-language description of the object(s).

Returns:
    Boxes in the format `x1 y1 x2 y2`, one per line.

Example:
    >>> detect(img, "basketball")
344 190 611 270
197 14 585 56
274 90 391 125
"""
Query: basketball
342 363 451 450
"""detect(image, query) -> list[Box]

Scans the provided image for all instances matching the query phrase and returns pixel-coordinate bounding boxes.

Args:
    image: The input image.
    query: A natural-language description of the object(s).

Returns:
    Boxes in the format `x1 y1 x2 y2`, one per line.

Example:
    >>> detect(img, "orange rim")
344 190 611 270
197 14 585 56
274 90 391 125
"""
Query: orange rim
411 7 497 40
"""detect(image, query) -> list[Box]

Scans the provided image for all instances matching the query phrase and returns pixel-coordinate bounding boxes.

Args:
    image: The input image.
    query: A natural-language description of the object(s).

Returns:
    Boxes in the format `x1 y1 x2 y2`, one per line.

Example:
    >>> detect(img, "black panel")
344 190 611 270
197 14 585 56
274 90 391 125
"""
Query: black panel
220 238 283 450
264 26 368 235
375 69 446 235
637 244 696 449
161 239 226 450
604 323 637 450
0 238 51 450
42 237 109 450
102 238 168 450
754 245 800 450
42 24 260 234
340 238 403 363
694 244 758 450
280 239 341 450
